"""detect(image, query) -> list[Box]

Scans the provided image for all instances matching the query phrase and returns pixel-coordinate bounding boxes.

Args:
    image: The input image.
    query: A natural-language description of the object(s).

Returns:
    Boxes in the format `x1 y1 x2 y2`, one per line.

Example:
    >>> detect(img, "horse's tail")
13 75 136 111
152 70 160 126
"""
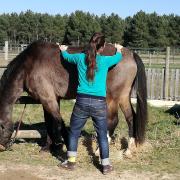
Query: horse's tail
133 52 148 144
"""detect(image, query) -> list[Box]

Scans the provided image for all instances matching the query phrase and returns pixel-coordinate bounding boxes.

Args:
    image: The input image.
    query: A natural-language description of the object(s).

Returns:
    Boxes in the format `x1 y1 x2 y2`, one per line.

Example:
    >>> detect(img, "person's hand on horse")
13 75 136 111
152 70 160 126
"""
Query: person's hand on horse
59 45 68 51
115 43 123 53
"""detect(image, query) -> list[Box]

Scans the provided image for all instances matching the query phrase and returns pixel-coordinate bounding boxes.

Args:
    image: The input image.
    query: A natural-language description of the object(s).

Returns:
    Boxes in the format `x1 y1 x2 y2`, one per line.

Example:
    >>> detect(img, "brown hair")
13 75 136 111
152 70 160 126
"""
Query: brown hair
85 32 105 81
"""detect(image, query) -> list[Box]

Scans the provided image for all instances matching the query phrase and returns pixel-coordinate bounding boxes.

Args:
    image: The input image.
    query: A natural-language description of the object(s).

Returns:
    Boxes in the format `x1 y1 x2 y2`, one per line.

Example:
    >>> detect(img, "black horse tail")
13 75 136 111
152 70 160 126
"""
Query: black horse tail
133 52 148 144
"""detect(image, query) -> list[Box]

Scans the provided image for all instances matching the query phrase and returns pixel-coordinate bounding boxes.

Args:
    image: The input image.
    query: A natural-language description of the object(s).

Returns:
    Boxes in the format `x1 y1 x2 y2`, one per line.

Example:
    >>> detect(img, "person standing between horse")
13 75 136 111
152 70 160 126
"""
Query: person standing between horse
59 32 123 174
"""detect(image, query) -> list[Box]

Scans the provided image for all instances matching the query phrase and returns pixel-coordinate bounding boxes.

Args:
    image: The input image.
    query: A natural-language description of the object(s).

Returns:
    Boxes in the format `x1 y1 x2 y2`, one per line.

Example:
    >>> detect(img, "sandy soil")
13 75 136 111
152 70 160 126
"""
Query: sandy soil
0 163 179 180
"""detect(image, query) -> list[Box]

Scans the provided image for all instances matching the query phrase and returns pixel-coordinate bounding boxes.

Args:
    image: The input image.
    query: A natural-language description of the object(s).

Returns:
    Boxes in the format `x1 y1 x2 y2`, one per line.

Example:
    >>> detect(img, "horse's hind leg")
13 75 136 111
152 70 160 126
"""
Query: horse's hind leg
94 99 119 156
119 95 136 156
107 99 119 139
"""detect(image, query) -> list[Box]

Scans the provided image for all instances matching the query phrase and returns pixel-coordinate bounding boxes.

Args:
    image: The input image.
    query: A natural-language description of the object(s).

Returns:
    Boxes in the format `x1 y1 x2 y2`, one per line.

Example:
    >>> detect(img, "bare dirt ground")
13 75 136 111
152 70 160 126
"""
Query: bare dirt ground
0 163 179 180
0 129 179 180
0 140 179 180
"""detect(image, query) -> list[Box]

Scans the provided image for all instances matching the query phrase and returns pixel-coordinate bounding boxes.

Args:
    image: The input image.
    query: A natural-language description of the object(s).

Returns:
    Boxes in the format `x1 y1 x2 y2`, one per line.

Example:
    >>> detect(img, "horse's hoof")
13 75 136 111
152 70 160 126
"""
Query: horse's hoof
39 145 51 153
95 147 100 156
124 149 133 159
0 144 6 152
128 138 137 152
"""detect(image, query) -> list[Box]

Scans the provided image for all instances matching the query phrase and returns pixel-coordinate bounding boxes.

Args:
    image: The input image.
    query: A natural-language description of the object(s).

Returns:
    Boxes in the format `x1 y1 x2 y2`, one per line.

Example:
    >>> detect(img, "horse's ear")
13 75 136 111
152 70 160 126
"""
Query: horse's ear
114 43 123 52
61 37 72 45
56 43 61 52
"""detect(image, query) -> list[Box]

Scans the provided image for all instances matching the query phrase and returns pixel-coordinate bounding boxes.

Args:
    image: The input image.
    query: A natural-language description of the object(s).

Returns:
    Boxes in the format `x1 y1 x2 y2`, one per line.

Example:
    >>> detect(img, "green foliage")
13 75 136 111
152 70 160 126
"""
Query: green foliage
0 10 179 47
148 13 169 47
99 13 124 44
167 15 180 46
0 14 9 42
124 11 150 47
65 11 101 45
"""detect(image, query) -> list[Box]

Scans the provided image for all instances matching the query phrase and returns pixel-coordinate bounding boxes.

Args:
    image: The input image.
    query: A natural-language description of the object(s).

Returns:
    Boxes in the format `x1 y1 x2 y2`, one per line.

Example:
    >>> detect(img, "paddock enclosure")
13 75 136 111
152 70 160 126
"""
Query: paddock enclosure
0 43 179 141
0 43 179 179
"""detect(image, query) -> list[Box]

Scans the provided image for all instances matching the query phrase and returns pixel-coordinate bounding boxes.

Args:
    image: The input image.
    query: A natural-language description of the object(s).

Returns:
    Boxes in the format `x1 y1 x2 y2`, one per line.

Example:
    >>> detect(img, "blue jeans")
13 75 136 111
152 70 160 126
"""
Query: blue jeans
68 94 109 161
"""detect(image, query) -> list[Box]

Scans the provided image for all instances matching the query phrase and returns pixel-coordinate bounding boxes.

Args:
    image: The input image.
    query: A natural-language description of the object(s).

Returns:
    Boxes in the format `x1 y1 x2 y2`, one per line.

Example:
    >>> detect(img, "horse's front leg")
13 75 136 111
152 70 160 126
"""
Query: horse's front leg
40 107 57 153
41 101 68 152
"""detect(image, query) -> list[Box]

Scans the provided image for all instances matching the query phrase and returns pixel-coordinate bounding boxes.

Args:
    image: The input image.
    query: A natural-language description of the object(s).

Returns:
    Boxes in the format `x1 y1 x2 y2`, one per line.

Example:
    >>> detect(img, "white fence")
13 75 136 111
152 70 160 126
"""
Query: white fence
145 68 180 100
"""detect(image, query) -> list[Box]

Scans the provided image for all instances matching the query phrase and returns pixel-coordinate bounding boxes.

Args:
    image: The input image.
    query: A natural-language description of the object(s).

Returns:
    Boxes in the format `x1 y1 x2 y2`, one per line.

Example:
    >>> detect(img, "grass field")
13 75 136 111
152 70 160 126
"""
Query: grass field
0 101 179 179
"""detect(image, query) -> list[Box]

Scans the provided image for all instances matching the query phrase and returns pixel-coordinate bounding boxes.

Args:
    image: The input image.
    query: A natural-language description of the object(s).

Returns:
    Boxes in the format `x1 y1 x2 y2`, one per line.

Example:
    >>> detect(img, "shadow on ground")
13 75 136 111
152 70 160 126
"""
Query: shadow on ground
165 104 180 125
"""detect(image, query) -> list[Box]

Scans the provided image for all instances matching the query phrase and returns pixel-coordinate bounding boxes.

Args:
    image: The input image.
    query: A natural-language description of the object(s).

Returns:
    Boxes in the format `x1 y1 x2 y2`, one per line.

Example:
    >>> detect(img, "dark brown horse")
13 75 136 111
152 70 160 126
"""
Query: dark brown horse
0 41 147 154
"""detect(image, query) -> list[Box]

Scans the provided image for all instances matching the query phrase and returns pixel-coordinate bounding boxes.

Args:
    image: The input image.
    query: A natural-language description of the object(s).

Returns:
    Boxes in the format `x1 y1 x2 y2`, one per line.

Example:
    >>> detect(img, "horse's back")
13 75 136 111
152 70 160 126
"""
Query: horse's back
24 42 137 101
24 41 73 99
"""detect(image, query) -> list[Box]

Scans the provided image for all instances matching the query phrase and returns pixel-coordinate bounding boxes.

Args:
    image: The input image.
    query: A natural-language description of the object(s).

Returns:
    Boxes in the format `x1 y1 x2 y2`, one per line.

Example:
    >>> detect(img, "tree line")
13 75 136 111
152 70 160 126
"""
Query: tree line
0 10 179 48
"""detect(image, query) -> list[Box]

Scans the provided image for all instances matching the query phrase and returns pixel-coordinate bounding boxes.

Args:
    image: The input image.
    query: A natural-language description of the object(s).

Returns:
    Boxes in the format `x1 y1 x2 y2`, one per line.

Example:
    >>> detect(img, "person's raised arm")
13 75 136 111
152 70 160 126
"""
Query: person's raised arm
59 45 81 64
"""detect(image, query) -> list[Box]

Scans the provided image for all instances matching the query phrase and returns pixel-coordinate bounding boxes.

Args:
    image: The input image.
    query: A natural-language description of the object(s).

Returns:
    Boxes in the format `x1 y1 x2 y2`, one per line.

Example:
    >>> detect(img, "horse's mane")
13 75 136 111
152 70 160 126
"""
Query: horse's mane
0 46 27 96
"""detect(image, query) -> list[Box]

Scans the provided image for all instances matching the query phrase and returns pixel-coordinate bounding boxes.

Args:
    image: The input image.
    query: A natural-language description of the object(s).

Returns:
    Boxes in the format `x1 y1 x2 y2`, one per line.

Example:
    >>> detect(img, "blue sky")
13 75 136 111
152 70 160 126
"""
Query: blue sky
0 0 179 18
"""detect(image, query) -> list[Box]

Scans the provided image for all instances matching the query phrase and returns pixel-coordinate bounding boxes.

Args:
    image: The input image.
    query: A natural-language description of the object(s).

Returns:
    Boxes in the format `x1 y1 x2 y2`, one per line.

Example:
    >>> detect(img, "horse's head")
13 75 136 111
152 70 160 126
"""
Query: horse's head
101 43 116 56
0 144 6 151
0 119 14 151
103 43 129 57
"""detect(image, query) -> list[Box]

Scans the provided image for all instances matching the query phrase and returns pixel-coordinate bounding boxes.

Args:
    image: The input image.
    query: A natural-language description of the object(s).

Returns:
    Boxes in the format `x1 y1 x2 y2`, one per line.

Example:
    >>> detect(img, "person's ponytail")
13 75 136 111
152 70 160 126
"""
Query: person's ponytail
85 32 105 81
85 42 97 81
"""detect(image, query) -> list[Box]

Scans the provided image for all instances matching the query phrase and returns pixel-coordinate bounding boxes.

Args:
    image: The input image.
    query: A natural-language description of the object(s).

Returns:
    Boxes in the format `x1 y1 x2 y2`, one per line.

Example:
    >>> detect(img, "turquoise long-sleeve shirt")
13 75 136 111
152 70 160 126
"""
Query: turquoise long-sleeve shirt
61 51 122 97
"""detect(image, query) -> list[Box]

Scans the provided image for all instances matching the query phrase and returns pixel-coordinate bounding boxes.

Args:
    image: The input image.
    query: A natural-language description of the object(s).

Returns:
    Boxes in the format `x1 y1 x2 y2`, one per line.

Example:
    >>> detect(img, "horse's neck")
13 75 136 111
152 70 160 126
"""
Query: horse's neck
0 71 24 117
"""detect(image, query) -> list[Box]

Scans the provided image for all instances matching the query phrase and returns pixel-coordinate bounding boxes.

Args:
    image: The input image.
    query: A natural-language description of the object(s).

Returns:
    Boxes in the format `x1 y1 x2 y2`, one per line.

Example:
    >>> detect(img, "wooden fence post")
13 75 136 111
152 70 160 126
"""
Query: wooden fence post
164 47 170 100
175 69 179 100
149 53 152 67
4 41 8 61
